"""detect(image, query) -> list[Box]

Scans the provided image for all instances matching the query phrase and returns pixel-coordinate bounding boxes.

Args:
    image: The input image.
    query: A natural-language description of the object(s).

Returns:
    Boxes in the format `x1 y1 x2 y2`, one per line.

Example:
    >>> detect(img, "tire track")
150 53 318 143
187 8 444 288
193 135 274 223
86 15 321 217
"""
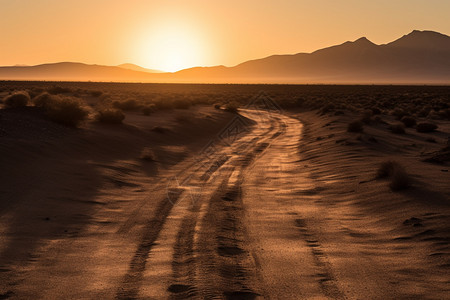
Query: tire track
167 110 287 299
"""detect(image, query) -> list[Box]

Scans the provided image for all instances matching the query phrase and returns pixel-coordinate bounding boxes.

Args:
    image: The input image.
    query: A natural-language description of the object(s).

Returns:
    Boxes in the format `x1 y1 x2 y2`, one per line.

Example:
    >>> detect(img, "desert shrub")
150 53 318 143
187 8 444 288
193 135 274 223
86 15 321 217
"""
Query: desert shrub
140 148 155 161
46 97 88 127
142 104 156 116
347 120 364 133
389 123 406 134
96 108 125 124
33 92 54 108
214 103 221 109
400 116 416 127
376 161 410 191
225 102 239 113
113 99 141 111
4 91 30 108
416 122 438 133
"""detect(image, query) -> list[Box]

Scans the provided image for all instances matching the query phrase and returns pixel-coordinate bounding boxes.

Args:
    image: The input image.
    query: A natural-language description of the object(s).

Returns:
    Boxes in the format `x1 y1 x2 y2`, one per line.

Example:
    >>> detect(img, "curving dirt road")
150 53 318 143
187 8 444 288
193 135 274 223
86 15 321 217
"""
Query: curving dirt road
2 108 447 299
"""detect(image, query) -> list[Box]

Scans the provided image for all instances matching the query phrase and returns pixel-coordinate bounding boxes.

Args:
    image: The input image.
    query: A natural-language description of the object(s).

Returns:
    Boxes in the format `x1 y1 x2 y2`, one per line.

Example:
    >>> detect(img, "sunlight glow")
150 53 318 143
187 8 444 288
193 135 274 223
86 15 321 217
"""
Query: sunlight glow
137 23 207 72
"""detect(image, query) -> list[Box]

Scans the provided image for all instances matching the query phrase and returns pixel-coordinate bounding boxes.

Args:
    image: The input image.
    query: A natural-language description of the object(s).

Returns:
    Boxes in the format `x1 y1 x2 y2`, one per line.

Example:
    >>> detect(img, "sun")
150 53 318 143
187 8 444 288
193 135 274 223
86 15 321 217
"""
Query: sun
136 24 206 72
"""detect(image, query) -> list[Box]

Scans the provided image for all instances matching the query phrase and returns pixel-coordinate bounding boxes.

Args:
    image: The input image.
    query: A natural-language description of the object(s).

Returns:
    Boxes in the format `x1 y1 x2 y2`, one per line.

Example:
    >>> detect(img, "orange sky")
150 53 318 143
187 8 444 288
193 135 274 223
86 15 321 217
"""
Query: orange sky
1 0 449 72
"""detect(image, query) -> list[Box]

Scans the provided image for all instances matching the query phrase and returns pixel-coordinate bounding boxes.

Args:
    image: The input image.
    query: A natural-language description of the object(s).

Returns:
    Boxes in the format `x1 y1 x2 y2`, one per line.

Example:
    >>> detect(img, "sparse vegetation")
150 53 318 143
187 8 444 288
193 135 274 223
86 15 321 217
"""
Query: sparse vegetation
45 96 88 127
96 108 125 124
4 91 30 108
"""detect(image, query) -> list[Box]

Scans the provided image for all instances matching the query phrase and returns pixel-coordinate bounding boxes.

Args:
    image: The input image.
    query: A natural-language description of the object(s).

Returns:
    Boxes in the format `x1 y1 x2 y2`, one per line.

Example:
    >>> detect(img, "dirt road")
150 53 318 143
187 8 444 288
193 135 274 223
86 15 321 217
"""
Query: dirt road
1 109 448 299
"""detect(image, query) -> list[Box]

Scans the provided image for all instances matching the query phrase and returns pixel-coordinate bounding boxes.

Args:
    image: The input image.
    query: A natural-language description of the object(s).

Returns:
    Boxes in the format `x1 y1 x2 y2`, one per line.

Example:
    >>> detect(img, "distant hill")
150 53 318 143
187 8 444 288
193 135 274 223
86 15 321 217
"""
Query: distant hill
173 30 450 84
117 63 163 73
0 30 449 84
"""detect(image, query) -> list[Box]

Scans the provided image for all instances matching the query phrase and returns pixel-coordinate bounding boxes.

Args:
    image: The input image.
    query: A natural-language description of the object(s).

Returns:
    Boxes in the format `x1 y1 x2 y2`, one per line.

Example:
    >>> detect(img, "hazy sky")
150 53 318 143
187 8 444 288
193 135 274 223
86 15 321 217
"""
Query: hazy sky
1 0 449 71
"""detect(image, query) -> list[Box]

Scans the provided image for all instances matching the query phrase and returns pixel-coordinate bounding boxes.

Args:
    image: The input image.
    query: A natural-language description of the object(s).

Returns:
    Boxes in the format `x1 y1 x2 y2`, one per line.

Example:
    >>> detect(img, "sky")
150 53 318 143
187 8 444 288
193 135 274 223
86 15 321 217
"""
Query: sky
1 0 449 72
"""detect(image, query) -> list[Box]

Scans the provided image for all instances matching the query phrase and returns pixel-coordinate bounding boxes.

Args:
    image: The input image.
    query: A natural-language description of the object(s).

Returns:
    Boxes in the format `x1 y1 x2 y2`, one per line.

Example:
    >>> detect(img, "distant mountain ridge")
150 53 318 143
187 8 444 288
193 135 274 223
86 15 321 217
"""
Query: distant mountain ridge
117 63 163 73
1 30 449 84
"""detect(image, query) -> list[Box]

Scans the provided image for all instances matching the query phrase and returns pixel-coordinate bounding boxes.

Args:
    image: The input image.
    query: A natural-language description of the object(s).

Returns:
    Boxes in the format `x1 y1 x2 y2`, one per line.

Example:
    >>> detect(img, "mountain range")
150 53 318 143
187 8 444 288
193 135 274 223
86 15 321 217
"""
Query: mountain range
0 30 449 84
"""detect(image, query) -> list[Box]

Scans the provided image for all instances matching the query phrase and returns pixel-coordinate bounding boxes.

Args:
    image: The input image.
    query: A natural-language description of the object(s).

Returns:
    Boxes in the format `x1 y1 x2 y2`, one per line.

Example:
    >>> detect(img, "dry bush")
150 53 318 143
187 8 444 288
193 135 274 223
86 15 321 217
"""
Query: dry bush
389 123 406 134
33 92 55 108
416 122 438 133
225 101 239 113
46 97 88 127
4 91 30 108
213 103 221 109
113 99 141 111
376 161 411 191
400 116 416 127
96 108 125 124
347 120 364 133
140 148 155 161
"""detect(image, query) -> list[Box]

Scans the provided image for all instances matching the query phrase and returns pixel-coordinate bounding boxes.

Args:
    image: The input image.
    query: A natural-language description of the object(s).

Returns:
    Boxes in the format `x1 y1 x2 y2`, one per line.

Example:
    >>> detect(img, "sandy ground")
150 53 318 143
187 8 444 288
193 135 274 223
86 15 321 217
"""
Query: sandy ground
0 105 449 299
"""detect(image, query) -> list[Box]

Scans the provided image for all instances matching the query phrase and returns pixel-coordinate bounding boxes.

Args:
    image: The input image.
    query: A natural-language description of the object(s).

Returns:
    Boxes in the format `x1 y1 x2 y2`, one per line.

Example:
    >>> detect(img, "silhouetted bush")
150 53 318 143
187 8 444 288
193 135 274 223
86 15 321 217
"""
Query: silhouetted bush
347 120 364 133
96 108 125 124
400 116 416 127
46 97 88 127
416 122 438 133
4 91 30 108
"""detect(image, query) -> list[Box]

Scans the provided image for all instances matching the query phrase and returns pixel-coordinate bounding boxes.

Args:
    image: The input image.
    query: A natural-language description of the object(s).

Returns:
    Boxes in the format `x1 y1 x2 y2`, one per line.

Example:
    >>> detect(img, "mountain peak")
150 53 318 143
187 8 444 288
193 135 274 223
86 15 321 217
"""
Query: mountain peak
354 37 372 43
387 29 450 48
